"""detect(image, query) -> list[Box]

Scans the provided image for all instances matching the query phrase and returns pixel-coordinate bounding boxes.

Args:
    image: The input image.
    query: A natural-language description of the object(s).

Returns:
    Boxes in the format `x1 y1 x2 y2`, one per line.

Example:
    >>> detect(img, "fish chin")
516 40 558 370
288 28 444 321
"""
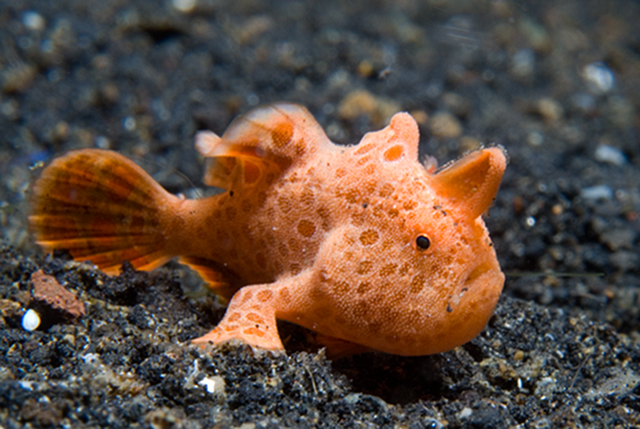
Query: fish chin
418 260 504 355
459 258 504 319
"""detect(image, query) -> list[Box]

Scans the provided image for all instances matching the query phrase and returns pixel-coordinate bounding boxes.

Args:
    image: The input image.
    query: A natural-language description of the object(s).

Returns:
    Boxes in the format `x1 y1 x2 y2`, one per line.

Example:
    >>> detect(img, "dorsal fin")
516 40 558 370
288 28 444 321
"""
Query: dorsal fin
196 103 331 191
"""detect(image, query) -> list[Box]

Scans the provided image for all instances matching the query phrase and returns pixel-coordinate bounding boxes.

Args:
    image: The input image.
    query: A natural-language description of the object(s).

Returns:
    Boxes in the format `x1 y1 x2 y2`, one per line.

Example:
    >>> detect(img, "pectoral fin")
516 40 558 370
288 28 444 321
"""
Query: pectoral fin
178 255 238 302
192 283 285 352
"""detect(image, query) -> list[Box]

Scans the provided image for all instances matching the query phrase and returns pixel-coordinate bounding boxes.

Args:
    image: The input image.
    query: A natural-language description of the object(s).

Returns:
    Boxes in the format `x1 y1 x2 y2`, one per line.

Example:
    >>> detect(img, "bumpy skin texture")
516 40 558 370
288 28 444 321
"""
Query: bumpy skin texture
29 103 506 356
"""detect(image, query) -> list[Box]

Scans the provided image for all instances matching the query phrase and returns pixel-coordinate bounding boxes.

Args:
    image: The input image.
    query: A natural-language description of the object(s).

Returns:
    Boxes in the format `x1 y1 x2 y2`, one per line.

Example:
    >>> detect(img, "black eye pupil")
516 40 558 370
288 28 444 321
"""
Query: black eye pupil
416 235 430 250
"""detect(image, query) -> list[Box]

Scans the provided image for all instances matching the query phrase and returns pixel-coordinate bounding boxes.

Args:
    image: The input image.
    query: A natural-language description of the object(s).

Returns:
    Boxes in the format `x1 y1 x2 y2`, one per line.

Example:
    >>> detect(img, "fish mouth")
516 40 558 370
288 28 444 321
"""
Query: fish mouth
463 259 503 291
465 260 492 284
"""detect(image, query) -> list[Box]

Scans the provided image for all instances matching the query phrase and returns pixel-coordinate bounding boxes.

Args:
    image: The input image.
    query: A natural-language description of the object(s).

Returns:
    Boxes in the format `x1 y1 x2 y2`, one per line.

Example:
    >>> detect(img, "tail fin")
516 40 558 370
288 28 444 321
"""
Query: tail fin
29 149 175 275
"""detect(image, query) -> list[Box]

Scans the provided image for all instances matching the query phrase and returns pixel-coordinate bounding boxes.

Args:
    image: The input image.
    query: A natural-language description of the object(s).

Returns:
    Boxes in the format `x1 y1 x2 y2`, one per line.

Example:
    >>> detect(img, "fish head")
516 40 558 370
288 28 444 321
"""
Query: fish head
322 112 507 355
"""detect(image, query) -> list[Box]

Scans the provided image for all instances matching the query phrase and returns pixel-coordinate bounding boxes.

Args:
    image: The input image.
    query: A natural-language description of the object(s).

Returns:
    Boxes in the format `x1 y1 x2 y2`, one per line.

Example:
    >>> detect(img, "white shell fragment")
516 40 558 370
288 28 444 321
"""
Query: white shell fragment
595 144 627 166
22 309 41 331
583 62 614 93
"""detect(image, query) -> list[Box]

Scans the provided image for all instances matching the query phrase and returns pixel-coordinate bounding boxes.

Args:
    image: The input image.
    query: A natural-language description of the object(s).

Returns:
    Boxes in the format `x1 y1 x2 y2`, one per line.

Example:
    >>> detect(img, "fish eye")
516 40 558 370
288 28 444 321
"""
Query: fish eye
416 235 431 250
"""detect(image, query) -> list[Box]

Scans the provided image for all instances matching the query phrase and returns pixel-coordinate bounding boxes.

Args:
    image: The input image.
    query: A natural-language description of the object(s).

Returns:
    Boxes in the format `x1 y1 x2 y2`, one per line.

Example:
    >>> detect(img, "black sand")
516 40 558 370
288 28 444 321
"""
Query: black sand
1 1 639 427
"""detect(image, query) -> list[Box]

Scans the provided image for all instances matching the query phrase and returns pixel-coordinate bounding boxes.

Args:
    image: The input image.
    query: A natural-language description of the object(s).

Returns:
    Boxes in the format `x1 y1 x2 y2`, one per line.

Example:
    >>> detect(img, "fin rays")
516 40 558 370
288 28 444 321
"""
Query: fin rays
197 103 328 192
29 149 174 275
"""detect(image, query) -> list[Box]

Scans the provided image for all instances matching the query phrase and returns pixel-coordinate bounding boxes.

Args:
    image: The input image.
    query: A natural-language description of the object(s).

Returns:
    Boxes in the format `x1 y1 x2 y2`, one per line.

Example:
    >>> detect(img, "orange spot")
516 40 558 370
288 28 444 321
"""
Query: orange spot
356 260 373 275
379 183 395 197
316 207 331 230
290 263 301 275
243 327 265 337
288 237 301 253
241 290 254 303
359 229 379 246
357 155 371 166
357 282 370 294
300 188 315 206
343 188 360 204
410 274 426 293
364 181 377 193
246 312 265 324
257 290 273 302
333 280 350 294
297 219 316 238
354 301 368 318
294 142 306 156
379 263 397 277
279 287 291 303
383 145 403 162
277 195 293 213
402 200 417 210
354 143 374 155
271 121 294 148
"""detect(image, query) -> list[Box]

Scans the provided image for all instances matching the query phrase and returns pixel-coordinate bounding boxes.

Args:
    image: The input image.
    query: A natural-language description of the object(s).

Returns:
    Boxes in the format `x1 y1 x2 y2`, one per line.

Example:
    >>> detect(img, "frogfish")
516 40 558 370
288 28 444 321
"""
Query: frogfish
29 103 507 356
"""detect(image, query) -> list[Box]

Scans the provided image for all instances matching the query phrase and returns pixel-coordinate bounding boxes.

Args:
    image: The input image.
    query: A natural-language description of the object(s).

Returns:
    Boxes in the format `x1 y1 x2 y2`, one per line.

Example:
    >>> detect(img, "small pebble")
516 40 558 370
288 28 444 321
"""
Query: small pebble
610 251 639 272
429 112 462 138
198 375 225 395
22 309 41 331
599 229 636 251
2 64 37 94
527 131 544 146
458 407 473 419
95 135 110 149
583 62 614 93
22 11 46 31
511 49 535 80
594 144 626 166
31 270 86 319
337 90 400 126
580 185 613 201
0 299 23 322
571 93 596 115
172 0 197 13
123 116 136 131
536 98 563 124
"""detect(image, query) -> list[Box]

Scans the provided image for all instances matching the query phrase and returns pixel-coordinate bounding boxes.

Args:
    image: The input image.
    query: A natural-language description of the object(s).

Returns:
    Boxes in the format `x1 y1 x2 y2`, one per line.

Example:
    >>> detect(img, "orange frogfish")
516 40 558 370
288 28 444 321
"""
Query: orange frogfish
29 103 506 356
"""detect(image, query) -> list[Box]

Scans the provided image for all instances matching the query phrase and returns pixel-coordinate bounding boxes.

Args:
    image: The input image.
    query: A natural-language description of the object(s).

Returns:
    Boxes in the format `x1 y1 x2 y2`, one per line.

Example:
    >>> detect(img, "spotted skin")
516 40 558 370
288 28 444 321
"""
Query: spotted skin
29 103 506 356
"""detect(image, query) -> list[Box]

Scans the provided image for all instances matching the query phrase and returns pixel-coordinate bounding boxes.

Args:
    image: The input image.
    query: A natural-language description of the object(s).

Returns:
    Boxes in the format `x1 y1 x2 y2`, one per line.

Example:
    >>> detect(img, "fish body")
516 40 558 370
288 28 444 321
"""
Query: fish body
29 103 506 356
